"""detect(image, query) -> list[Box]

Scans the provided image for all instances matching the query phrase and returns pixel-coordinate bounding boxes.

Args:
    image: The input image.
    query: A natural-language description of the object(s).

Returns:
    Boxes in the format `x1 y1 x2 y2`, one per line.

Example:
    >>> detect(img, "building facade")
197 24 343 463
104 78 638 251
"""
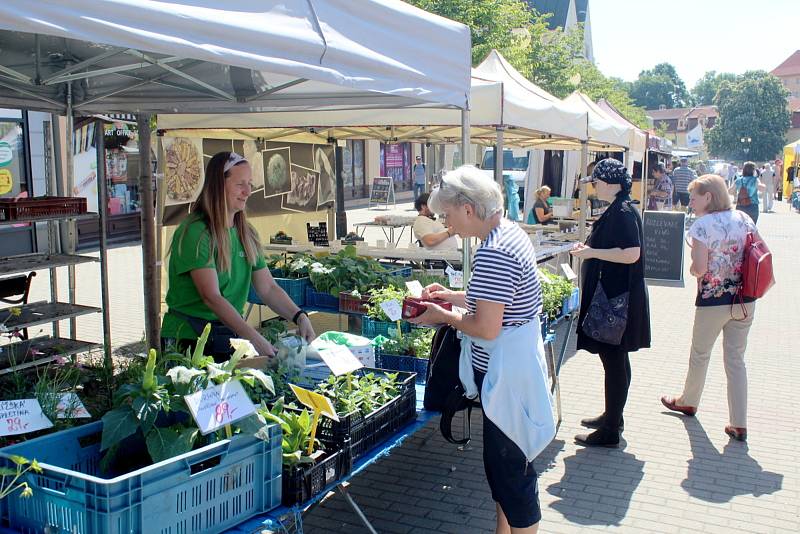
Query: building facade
646 106 718 159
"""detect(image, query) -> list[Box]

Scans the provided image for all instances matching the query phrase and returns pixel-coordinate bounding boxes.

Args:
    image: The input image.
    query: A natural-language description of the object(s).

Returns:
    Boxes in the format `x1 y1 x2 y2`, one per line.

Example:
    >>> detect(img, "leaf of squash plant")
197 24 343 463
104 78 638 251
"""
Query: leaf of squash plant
242 369 274 395
146 426 198 464
100 408 139 451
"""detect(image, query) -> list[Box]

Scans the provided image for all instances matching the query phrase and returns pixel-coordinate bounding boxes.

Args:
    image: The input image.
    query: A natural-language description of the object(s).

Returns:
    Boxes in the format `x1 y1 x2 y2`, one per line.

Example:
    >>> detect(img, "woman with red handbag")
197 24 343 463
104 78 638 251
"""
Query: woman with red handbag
661 174 769 441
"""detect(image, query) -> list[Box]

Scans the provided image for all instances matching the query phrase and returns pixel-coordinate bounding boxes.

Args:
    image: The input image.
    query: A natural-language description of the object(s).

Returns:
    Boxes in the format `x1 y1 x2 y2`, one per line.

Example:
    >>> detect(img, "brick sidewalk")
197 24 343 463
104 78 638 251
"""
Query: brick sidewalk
299 202 800 533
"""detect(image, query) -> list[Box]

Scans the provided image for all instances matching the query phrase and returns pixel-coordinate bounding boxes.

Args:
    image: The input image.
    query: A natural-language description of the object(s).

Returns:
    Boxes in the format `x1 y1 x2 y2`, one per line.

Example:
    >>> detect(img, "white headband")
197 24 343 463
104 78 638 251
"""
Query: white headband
223 152 247 174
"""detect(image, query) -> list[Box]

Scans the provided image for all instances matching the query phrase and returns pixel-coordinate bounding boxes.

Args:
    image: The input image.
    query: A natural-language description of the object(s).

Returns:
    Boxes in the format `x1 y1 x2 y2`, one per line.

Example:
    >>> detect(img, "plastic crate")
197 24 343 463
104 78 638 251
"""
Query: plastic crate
249 276 309 307
361 316 411 339
0 197 87 221
379 263 412 278
304 287 339 311
313 369 416 462
376 352 429 384
338 291 370 315
281 446 352 506
0 421 282 534
561 287 580 315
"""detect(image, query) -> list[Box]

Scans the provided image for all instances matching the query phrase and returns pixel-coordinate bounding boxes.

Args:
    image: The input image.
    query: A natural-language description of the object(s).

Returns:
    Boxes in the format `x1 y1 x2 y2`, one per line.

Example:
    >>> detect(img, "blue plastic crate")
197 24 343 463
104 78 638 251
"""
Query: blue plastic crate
561 287 580 315
0 421 282 534
305 287 339 311
377 352 429 383
361 316 412 339
379 263 412 278
249 277 309 308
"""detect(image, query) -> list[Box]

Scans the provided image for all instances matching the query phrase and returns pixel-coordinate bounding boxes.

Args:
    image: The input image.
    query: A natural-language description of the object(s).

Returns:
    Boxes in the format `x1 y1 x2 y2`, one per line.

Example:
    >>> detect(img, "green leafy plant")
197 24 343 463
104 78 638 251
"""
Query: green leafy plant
364 285 408 321
0 455 42 500
539 269 575 320
378 328 435 359
308 246 387 296
259 397 321 466
316 372 400 417
260 319 288 345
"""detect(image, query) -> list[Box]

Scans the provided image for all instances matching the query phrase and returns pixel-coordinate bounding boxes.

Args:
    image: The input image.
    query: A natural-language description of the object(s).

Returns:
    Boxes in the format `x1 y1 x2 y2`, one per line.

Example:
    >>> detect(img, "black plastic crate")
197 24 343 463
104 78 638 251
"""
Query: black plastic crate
282 445 352 506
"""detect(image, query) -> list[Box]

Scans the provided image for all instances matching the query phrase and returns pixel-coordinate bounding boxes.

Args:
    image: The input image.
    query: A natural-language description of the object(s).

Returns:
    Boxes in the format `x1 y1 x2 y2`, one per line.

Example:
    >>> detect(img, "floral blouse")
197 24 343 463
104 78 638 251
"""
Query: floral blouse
688 209 757 306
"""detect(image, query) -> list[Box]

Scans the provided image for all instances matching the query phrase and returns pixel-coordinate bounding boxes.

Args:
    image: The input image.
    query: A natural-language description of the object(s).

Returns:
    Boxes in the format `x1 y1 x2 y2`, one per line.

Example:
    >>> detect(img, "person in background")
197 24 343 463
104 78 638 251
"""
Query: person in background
727 164 738 187
527 185 554 224
413 155 427 201
570 159 650 448
409 165 552 534
573 161 597 199
647 163 673 211
661 174 768 442
731 161 765 224
413 193 458 250
672 157 697 209
161 152 315 361
760 163 775 213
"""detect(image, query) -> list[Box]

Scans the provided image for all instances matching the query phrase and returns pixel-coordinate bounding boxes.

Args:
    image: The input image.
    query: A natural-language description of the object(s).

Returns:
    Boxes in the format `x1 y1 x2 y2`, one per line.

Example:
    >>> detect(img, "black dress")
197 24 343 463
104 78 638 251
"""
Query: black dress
576 192 651 354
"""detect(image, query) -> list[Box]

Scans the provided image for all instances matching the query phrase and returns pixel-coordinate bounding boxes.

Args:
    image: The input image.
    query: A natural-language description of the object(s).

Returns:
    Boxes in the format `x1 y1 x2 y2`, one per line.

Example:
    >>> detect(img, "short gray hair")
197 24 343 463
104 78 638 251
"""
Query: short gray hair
428 165 504 220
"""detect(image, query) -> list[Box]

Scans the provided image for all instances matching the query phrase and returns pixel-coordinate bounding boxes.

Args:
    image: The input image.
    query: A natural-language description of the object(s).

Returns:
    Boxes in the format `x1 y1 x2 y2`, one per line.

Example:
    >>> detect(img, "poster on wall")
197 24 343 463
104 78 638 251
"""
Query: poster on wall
161 138 334 226
163 137 204 206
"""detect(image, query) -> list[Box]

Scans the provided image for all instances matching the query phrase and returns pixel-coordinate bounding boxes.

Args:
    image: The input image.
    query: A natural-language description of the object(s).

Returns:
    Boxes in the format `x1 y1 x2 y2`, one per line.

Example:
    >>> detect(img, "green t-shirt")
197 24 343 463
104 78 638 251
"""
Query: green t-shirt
161 216 266 341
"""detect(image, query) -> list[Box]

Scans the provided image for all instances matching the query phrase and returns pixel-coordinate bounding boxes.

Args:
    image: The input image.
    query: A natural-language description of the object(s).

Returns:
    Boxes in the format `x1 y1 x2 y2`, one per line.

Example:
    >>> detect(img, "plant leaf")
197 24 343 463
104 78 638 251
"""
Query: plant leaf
236 413 267 435
166 366 206 386
192 323 212 367
146 426 197 463
242 369 274 395
100 408 139 450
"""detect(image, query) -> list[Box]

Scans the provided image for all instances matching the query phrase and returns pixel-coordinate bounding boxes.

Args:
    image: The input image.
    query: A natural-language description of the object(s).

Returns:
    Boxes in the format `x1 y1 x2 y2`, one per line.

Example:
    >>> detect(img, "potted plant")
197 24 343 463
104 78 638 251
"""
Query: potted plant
375 328 435 383
269 230 293 245
361 285 412 338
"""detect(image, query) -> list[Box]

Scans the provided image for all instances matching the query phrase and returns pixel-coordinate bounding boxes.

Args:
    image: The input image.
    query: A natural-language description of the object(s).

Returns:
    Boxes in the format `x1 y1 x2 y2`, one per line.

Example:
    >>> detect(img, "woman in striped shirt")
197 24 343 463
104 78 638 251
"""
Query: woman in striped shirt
408 165 549 534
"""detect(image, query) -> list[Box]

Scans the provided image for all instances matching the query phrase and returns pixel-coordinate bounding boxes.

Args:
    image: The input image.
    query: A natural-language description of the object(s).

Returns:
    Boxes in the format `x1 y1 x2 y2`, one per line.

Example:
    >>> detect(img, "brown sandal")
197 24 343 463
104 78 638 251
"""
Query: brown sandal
660 396 697 416
725 425 747 441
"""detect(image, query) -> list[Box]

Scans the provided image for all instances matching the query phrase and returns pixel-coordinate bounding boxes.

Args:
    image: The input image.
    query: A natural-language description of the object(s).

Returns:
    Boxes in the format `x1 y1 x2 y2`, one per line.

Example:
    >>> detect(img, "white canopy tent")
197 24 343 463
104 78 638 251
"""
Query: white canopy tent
0 0 473 357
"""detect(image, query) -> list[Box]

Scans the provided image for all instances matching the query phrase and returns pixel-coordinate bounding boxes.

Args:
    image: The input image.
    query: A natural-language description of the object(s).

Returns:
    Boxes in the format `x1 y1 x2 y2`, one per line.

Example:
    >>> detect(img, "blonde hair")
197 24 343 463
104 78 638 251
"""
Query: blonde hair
535 185 551 200
428 165 503 220
174 152 261 273
688 174 732 213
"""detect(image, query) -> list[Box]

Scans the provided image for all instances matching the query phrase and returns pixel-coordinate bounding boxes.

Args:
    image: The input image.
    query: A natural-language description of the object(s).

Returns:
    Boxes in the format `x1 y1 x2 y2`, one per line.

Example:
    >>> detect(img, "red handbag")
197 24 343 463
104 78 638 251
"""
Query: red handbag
740 232 774 299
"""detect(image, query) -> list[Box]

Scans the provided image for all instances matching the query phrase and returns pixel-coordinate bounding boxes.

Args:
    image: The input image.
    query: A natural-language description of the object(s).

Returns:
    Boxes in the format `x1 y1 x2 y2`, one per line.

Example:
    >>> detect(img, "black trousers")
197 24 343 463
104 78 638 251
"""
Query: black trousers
599 348 631 432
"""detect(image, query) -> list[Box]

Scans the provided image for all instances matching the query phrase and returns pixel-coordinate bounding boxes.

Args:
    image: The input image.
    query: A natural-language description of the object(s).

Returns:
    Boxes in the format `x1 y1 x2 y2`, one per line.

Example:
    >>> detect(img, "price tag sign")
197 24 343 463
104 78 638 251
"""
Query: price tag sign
184 380 256 435
56 393 91 419
317 345 364 376
560 263 577 281
289 384 339 422
0 399 53 437
379 299 403 322
448 270 463 288
405 280 423 298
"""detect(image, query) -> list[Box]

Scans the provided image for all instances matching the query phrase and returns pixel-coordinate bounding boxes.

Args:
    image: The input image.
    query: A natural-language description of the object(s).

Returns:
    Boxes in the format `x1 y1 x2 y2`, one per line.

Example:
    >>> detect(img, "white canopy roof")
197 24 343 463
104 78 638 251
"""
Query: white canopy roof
0 0 471 114
159 50 596 148
564 92 632 149
596 99 647 157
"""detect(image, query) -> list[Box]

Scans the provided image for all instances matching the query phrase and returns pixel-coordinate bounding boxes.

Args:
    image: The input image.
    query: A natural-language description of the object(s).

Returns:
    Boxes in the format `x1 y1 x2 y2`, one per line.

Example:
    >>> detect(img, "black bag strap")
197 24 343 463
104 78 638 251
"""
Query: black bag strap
439 386 479 445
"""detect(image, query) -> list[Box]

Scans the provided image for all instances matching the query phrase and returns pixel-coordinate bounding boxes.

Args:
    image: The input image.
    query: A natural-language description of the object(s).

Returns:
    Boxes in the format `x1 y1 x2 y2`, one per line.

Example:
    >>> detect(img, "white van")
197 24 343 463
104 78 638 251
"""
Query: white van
479 148 530 211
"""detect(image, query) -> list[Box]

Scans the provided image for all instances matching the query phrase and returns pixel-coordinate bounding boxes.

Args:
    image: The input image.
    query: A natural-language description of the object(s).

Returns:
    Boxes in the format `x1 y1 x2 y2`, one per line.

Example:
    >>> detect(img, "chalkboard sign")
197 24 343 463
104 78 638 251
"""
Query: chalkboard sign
306 222 329 247
368 176 395 209
643 211 686 283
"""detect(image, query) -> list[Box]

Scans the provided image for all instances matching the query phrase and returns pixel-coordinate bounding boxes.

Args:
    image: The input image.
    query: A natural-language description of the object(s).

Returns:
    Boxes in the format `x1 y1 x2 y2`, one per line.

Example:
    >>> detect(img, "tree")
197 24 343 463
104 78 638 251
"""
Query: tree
692 71 737 105
570 61 650 129
705 74 790 161
630 63 692 109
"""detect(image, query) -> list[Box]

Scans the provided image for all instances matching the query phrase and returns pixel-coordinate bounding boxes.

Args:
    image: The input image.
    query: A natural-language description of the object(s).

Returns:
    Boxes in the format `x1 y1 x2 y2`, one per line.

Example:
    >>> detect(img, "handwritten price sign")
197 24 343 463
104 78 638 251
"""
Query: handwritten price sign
184 381 255 435
0 399 53 437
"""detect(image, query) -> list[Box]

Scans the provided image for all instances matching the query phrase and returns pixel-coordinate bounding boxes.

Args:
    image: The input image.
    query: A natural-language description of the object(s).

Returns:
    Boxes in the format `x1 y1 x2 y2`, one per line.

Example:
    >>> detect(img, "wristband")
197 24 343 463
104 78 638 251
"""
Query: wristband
292 310 308 324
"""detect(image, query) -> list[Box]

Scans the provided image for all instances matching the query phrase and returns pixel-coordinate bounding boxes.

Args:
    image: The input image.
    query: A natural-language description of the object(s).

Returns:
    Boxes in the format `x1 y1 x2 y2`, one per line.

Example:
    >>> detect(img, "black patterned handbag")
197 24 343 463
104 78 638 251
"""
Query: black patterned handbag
581 273 629 345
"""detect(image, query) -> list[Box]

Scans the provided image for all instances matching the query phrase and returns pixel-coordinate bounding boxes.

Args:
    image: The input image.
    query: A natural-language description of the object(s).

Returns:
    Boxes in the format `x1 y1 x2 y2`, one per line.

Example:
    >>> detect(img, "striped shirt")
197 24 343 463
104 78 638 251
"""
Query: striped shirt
671 166 697 194
466 220 543 373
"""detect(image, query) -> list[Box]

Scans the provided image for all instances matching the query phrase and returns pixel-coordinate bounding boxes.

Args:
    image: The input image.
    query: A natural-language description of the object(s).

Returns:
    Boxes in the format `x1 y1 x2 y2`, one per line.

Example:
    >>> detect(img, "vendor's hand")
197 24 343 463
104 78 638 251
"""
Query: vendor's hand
297 314 316 343
252 337 276 358
570 242 595 259
407 301 454 327
422 283 456 302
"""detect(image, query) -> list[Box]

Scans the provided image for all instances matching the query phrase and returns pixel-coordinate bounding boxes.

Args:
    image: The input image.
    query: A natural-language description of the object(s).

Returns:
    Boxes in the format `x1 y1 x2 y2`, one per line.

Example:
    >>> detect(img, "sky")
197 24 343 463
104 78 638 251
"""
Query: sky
591 0 799 89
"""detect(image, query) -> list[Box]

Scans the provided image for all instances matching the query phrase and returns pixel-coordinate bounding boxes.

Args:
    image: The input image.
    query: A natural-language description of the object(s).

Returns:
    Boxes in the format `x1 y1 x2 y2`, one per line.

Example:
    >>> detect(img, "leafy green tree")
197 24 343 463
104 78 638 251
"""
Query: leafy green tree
570 61 650 129
630 63 692 109
705 74 790 161
692 71 737 105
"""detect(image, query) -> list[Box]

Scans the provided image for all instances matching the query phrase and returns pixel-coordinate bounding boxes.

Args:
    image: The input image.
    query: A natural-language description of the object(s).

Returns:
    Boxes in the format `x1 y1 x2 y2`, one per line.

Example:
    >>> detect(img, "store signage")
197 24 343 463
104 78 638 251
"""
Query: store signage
317 345 364 376
0 399 53 437
643 211 686 283
385 144 404 167
368 176 395 208
0 169 12 195
0 142 13 167
184 380 256 435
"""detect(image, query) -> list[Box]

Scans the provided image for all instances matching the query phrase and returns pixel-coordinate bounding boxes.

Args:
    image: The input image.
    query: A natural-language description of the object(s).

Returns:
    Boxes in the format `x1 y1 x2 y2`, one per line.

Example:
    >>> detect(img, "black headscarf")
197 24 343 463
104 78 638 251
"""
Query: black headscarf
592 158 632 194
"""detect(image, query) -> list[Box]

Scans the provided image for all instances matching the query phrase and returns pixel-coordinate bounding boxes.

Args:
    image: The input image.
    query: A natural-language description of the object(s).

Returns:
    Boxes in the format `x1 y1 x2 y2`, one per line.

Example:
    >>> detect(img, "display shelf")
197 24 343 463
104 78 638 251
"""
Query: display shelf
0 336 102 375
0 212 98 227
2 301 101 331
0 253 98 277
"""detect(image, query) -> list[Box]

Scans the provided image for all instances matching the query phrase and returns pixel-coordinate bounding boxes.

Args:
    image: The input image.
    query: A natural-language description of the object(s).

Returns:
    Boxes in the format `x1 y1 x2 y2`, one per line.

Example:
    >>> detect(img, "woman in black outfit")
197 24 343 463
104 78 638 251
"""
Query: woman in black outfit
570 159 651 448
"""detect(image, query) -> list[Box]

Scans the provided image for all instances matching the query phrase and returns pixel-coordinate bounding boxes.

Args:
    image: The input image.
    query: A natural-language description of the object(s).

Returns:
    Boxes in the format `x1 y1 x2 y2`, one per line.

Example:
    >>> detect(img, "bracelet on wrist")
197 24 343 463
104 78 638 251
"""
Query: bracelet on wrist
292 310 307 324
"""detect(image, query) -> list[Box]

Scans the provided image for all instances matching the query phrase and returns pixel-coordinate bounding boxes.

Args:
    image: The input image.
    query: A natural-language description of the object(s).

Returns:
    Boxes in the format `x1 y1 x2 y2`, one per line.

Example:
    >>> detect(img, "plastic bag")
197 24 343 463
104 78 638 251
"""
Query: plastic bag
273 334 308 373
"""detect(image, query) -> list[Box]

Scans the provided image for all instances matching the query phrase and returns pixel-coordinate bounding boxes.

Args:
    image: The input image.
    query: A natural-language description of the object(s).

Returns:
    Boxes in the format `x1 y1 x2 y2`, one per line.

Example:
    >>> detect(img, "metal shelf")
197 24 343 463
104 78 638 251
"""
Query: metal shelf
0 253 98 277
0 212 98 227
2 301 101 331
0 336 102 375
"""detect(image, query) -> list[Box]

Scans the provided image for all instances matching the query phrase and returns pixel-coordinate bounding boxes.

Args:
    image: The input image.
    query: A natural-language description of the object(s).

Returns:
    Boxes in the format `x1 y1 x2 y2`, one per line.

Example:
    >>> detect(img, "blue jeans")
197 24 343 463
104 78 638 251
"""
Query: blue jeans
413 183 425 200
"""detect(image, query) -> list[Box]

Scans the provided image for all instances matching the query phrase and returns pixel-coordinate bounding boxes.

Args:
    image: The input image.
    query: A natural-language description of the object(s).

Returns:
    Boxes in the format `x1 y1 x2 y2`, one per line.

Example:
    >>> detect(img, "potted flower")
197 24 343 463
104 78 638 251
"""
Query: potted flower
362 285 412 338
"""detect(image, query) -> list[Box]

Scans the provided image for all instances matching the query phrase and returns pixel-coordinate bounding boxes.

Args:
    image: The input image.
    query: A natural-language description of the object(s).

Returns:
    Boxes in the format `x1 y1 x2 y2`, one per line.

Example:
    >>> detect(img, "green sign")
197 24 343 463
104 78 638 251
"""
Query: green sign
0 142 12 167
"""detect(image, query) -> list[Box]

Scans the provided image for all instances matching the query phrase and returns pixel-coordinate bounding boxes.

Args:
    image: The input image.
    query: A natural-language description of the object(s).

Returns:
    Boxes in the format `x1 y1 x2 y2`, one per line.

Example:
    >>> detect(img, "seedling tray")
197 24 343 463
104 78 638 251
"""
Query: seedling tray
281 445 352 506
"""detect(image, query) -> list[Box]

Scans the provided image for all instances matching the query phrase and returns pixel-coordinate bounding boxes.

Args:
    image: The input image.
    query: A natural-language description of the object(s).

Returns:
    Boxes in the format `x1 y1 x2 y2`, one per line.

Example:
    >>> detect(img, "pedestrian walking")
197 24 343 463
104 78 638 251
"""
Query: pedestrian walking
571 159 651 448
412 155 426 201
661 174 769 442
408 165 553 533
731 161 766 224
672 157 697 209
760 163 775 213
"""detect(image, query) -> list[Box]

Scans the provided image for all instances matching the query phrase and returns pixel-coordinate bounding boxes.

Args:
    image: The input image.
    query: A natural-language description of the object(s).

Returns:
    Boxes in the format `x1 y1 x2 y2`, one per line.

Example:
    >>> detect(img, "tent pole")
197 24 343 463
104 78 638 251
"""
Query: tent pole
155 133 165 328
461 108 472 282
65 83 77 339
137 113 159 350
94 119 113 371
578 141 589 243
334 139 347 239
494 127 504 185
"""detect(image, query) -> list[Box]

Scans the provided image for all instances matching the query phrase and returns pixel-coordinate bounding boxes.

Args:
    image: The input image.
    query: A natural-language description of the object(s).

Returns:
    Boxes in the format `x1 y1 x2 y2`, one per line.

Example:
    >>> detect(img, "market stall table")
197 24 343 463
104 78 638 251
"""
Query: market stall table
353 220 415 247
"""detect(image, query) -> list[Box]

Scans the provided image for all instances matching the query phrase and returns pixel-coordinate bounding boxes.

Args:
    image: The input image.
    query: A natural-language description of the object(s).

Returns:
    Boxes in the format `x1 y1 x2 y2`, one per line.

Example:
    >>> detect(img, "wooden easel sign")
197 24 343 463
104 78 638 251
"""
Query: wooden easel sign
368 177 395 209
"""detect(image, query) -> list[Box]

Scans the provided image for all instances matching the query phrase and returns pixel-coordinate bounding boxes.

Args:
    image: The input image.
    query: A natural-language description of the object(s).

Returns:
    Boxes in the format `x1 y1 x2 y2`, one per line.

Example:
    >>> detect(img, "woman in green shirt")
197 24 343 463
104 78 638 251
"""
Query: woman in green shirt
161 151 315 361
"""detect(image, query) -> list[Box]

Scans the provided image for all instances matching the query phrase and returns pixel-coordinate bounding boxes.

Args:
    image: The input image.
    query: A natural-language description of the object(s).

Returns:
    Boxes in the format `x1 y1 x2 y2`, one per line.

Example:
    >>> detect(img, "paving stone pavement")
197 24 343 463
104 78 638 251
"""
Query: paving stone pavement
18 199 800 533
